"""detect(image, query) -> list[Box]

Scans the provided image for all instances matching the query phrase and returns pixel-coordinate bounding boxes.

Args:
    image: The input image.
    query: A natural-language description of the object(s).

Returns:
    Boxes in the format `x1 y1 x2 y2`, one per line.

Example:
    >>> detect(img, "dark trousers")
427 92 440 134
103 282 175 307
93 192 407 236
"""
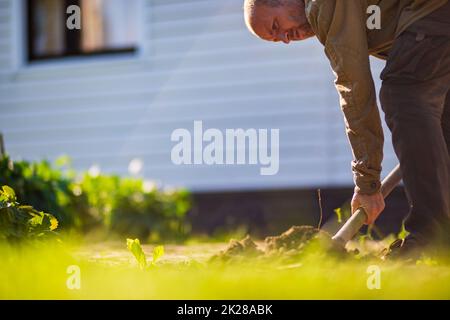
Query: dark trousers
380 2 450 245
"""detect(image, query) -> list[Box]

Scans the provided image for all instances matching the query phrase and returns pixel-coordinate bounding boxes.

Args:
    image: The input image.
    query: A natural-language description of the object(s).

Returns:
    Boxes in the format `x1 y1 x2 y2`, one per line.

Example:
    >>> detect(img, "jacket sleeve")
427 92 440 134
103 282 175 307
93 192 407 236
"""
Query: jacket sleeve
306 0 384 194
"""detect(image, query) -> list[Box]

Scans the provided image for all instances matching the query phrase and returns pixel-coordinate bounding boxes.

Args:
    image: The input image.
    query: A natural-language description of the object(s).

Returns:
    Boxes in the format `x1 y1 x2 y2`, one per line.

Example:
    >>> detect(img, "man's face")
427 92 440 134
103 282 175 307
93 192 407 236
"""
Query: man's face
245 1 314 44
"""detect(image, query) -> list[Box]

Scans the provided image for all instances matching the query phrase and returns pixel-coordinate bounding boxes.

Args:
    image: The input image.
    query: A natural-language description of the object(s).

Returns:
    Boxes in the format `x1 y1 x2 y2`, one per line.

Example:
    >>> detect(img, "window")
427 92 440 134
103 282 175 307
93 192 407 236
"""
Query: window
27 0 139 61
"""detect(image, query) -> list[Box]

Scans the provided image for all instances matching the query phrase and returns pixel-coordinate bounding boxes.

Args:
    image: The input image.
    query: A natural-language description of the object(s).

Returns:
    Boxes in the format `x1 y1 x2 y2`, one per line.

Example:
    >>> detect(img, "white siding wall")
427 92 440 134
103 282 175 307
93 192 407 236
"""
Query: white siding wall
0 0 397 191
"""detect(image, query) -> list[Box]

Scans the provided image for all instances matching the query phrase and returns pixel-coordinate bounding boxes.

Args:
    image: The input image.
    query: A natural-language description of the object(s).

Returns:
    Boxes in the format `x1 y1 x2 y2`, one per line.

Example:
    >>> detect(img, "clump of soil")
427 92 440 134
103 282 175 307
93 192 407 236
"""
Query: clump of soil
210 225 345 263
209 235 263 262
265 226 322 251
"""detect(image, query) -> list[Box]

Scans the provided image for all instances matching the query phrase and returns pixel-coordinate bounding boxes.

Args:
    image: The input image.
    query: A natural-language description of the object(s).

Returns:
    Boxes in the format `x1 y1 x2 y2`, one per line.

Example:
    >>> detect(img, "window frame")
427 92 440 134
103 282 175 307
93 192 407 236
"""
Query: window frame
26 0 138 62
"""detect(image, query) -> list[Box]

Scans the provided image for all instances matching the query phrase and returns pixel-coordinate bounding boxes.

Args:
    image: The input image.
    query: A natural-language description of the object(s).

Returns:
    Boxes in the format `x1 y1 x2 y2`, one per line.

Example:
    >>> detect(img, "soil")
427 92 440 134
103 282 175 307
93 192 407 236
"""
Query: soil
210 225 345 263
265 226 323 251
209 235 264 263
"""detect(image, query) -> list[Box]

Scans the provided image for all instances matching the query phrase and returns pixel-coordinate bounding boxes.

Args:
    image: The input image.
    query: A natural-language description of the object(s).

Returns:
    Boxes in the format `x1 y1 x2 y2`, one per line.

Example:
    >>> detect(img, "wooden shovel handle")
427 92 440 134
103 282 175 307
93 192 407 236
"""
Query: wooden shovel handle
331 165 402 247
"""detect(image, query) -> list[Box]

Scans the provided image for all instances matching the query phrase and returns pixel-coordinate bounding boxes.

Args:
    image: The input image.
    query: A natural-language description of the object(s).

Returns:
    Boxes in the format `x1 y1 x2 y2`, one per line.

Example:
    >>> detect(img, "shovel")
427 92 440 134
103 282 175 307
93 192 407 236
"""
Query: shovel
331 165 402 248
211 165 403 261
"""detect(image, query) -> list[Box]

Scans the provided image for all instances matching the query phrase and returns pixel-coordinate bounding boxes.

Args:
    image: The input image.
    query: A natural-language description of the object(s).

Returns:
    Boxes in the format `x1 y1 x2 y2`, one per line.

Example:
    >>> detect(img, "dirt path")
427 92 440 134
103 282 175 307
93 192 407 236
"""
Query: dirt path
75 241 233 266
74 227 389 266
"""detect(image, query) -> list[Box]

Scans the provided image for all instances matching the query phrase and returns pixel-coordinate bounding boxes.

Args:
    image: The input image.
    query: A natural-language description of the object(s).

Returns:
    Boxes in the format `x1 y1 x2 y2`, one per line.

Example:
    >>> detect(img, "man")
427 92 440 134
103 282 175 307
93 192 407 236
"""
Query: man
244 0 450 257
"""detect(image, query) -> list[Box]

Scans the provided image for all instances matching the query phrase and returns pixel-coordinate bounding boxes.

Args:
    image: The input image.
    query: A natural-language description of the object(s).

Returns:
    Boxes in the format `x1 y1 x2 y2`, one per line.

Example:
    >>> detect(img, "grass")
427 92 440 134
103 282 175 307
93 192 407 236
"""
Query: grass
1 239 450 300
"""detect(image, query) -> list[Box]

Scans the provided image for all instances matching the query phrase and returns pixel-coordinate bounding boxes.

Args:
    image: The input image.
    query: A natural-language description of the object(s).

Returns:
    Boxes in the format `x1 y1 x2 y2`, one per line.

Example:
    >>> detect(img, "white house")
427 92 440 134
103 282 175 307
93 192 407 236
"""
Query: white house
0 0 398 195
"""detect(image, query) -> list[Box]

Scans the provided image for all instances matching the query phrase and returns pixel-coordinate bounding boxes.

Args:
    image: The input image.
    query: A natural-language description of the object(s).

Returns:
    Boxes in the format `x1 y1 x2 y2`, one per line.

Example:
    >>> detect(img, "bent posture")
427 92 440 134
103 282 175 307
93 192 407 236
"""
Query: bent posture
244 0 450 256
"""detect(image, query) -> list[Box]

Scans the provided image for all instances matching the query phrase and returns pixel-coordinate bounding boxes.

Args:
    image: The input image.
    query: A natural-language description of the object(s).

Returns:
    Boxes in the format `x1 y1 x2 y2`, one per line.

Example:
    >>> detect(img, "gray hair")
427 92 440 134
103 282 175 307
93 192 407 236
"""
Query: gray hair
244 0 302 14
244 0 283 12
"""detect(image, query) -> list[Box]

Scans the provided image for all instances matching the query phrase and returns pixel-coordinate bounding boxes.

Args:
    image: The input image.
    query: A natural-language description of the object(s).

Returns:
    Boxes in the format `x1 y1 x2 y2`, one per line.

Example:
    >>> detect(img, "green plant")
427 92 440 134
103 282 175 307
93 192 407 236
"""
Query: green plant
334 208 343 223
0 185 58 242
126 238 165 269
398 221 410 240
0 154 192 241
334 202 351 224
0 155 87 230
152 245 165 266
127 238 147 269
81 174 192 242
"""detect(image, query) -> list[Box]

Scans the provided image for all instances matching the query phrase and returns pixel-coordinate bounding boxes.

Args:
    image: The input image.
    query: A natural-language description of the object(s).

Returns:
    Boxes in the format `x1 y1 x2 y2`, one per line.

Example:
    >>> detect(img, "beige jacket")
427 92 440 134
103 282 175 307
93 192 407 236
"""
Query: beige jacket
305 0 448 194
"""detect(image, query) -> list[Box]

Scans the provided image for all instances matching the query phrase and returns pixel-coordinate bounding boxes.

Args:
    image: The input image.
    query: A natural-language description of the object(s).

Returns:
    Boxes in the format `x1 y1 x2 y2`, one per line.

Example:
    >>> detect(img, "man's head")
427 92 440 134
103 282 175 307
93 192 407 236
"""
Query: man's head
244 0 314 44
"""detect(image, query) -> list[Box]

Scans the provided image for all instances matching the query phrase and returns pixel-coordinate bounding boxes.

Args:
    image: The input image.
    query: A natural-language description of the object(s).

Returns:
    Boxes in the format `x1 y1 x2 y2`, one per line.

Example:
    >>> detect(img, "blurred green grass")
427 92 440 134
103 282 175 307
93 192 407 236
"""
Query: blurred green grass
1 241 450 300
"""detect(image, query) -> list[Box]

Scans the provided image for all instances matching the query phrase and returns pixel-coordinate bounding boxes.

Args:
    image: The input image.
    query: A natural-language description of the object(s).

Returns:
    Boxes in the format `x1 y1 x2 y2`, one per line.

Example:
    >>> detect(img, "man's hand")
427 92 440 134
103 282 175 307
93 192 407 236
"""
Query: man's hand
351 192 385 225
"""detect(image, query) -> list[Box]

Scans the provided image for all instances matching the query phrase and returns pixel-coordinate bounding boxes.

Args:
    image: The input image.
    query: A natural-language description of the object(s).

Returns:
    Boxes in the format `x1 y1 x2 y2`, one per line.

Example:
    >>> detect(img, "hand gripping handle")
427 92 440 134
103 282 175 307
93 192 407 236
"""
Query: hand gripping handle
331 165 402 248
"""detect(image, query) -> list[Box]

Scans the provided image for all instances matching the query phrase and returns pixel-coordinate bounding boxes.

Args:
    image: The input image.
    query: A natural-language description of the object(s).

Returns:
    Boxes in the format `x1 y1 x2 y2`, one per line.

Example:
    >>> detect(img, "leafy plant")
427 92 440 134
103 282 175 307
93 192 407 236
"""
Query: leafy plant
398 221 410 240
334 202 351 224
81 174 192 242
0 155 192 241
0 185 58 242
127 238 147 269
0 155 85 230
126 238 165 269
334 208 343 224
152 245 165 266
